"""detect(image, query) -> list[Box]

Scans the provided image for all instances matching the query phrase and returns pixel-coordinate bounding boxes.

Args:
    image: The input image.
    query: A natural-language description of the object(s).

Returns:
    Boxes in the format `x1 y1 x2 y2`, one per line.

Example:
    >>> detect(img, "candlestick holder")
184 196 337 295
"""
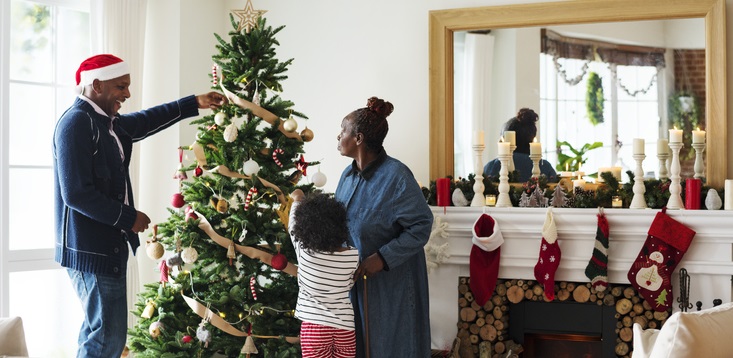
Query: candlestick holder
509 144 516 172
471 143 486 207
657 152 669 180
630 154 647 209
496 153 512 207
667 141 684 209
529 153 541 178
692 142 705 179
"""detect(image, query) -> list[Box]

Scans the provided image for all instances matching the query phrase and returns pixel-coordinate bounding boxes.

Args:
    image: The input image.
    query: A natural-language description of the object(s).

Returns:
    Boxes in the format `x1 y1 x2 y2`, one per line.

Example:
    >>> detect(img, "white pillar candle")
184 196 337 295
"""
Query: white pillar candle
657 138 669 155
692 128 706 144
611 166 622 181
573 175 586 190
597 167 609 182
669 127 683 143
504 131 516 146
498 138 510 155
529 137 541 155
725 180 733 210
633 138 645 155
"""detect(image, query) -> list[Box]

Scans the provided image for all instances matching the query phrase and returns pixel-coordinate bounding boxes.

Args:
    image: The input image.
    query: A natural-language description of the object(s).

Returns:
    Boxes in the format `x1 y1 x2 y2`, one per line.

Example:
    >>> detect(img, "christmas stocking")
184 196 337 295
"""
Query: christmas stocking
534 208 561 300
585 210 610 292
469 214 504 306
627 208 696 312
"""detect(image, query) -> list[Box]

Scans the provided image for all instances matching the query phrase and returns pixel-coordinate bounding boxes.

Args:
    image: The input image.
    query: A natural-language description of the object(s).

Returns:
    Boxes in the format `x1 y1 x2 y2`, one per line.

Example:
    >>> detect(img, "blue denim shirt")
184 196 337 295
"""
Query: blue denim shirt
334 150 433 357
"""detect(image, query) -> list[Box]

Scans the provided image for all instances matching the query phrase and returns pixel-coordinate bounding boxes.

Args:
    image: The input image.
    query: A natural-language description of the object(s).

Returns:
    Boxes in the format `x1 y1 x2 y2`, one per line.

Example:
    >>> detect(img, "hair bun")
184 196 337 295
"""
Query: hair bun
516 108 538 124
366 96 394 118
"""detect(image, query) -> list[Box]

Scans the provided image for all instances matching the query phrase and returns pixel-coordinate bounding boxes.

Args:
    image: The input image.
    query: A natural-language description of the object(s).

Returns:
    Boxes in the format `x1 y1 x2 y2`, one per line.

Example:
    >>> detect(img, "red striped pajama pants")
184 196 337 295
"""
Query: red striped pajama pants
300 321 356 358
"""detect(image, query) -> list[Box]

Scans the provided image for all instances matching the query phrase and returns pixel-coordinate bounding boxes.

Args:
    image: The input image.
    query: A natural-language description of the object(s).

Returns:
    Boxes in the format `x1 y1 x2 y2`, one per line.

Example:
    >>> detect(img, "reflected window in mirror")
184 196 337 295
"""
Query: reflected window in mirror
539 33 664 181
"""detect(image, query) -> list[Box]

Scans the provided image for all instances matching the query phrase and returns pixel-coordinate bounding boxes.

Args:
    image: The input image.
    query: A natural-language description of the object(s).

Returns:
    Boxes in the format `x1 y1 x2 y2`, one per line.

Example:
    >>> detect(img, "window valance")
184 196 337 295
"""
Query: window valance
541 29 666 68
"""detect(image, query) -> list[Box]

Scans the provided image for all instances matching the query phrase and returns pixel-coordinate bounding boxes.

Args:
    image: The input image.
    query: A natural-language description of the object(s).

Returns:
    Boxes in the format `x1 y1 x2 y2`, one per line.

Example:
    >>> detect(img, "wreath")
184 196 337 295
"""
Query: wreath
586 72 605 126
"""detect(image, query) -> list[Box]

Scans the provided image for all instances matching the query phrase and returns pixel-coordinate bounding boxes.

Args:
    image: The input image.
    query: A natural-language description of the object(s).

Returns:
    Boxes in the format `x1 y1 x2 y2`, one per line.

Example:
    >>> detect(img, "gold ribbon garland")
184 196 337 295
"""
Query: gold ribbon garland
197 213 298 277
181 293 300 343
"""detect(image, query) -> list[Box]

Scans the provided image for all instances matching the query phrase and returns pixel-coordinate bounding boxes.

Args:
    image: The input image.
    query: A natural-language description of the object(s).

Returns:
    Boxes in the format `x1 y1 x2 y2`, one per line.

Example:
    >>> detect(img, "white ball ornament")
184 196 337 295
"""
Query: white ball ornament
311 171 327 188
214 112 227 126
149 321 164 339
181 247 199 264
223 123 238 142
283 117 298 132
243 159 260 176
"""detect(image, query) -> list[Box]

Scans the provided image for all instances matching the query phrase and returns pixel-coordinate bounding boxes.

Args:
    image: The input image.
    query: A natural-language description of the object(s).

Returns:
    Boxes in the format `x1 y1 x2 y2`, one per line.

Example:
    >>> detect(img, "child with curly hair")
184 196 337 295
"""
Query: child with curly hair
289 189 359 358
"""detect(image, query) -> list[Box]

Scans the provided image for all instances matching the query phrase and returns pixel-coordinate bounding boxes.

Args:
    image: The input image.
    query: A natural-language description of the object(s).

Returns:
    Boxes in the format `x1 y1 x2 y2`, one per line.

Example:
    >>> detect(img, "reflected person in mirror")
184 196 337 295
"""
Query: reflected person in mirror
335 97 433 357
483 108 557 182
53 54 226 358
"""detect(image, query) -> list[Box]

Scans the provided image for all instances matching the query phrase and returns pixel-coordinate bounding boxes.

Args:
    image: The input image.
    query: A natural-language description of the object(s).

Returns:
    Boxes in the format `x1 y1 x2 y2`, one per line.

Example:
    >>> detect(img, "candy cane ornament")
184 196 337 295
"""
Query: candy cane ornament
245 187 258 211
250 276 258 300
212 64 218 86
272 148 284 167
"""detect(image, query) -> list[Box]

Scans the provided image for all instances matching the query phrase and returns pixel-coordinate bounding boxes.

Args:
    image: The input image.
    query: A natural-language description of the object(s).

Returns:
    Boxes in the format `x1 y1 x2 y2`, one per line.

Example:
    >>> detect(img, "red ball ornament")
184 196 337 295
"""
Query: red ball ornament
182 335 193 344
171 193 185 208
185 206 198 221
271 253 288 270
194 166 203 177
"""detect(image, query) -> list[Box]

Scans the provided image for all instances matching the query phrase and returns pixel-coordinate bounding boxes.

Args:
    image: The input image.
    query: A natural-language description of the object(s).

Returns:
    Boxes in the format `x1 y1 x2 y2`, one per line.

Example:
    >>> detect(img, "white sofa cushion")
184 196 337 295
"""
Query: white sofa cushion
0 316 29 357
647 302 733 358
632 323 659 358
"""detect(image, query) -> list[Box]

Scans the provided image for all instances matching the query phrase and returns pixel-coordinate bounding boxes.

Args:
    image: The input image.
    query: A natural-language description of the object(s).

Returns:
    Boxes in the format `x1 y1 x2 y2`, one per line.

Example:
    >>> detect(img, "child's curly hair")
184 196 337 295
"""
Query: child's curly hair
291 193 349 254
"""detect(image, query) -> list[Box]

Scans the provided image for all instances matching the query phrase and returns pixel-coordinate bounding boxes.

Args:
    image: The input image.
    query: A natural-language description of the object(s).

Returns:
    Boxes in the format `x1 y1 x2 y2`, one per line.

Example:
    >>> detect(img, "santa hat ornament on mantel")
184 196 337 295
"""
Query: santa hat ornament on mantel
469 214 504 306
75 54 130 86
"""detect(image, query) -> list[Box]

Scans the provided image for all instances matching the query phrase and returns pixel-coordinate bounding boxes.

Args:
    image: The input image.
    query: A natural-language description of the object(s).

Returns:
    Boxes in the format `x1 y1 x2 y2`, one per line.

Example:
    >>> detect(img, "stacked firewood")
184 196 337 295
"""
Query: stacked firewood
453 278 669 358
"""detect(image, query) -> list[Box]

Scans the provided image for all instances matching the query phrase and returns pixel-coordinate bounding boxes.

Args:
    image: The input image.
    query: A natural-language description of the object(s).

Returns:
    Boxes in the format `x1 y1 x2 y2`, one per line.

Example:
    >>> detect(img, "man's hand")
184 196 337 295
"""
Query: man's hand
131 211 151 233
196 91 227 110
354 253 385 278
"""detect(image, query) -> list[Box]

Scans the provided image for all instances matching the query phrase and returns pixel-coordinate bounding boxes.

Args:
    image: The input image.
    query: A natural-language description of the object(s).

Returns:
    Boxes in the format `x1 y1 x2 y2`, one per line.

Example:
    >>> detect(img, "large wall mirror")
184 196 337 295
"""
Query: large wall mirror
429 0 727 188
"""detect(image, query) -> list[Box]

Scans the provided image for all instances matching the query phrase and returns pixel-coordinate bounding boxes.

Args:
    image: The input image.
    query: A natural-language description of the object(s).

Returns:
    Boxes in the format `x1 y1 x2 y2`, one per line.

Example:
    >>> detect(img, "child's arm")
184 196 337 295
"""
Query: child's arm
288 189 304 250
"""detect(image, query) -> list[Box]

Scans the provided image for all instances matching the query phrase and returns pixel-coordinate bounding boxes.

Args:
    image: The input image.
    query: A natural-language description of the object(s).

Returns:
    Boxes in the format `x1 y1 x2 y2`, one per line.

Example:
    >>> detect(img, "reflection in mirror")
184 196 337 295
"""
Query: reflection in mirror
453 19 705 183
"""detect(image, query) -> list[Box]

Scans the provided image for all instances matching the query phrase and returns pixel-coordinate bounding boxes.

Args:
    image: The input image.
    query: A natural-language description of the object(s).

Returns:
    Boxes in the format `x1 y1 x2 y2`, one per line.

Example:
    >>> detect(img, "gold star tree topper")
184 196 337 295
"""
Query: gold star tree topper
232 0 267 33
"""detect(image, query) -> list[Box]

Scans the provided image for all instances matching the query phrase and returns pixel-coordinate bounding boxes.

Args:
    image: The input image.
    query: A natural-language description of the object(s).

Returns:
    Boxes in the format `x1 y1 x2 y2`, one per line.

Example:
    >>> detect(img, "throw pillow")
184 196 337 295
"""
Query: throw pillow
649 302 733 358
0 316 29 357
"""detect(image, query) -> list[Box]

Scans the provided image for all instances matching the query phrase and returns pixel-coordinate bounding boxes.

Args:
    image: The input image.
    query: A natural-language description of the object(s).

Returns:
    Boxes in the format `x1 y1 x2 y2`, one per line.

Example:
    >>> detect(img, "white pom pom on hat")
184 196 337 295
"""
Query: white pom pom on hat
76 54 130 86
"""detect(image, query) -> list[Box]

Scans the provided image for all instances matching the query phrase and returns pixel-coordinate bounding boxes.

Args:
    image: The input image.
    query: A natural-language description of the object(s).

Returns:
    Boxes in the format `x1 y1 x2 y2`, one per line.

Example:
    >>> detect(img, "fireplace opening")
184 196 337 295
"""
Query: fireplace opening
523 333 602 358
509 301 617 358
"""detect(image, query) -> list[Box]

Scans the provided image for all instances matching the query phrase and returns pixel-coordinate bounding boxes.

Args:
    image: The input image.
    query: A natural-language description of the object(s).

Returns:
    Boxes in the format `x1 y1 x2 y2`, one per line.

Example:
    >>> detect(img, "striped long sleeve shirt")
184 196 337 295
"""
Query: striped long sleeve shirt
290 202 360 330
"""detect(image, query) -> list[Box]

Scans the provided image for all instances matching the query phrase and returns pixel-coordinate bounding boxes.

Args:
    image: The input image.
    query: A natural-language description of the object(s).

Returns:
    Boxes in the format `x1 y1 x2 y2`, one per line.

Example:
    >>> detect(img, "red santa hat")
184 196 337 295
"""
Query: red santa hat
469 213 504 306
75 54 129 86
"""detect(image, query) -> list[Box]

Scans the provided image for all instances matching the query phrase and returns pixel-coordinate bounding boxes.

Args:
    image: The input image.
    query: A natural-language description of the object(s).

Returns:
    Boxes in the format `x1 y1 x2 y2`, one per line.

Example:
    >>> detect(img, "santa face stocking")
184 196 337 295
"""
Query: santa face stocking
470 214 504 306
585 211 610 292
534 208 560 300
627 208 695 312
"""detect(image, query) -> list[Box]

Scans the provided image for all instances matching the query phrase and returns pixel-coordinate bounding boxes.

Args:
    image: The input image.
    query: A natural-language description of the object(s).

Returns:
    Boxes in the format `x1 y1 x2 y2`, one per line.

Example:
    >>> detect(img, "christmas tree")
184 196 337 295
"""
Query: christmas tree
128 4 318 357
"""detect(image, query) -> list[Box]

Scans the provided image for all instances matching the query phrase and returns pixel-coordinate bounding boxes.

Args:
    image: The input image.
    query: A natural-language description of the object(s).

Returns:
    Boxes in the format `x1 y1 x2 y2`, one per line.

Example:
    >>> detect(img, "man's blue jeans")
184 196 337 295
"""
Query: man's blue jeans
67 269 127 358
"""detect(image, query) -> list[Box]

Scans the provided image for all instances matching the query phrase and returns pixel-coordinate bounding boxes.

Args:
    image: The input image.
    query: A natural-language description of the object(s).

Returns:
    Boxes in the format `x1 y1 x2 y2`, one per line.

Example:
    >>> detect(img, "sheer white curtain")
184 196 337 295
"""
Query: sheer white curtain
455 32 494 177
89 0 148 332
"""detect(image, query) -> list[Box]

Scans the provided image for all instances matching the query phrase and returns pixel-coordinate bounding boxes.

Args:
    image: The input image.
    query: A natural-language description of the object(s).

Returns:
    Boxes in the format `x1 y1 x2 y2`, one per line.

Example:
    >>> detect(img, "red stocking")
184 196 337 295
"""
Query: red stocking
627 208 695 312
534 208 561 300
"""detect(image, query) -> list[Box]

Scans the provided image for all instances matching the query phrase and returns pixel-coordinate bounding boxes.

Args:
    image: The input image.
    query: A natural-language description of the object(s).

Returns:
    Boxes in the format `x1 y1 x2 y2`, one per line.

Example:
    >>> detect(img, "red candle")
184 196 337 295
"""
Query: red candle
685 178 701 210
436 178 451 206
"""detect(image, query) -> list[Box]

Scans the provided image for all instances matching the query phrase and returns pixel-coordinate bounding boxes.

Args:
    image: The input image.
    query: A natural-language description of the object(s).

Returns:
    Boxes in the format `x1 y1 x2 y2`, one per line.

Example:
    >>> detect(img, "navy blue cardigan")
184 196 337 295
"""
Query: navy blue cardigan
53 95 199 277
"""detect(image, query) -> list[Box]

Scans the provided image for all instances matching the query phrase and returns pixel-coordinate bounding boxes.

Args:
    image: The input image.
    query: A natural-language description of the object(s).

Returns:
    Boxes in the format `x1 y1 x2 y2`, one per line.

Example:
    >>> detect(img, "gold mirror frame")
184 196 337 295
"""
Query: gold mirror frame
429 0 726 188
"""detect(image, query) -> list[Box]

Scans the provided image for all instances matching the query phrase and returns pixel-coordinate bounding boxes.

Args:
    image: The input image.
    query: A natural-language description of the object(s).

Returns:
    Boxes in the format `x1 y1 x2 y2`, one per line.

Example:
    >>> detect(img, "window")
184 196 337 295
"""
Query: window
2 0 90 356
539 30 666 180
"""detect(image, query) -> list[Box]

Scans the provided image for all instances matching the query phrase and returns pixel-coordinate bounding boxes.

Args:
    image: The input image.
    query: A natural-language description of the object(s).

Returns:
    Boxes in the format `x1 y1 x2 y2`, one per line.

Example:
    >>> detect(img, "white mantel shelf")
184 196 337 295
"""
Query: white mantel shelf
426 206 733 351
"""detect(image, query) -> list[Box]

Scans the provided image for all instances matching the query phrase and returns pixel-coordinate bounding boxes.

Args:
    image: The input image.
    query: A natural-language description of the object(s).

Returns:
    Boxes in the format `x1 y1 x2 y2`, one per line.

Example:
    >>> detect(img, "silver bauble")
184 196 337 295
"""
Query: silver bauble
214 112 227 126
283 117 298 132
242 159 260 176
311 171 327 188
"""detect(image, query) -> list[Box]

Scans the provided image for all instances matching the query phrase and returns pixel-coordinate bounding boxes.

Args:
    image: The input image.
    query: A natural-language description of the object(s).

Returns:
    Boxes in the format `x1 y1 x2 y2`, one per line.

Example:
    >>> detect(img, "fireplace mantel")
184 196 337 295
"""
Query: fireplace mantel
427 206 733 351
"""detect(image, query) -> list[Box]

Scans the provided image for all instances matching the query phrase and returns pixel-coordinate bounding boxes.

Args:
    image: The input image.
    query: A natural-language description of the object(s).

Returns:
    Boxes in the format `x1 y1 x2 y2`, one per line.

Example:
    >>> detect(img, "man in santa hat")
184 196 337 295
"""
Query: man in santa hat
53 54 226 358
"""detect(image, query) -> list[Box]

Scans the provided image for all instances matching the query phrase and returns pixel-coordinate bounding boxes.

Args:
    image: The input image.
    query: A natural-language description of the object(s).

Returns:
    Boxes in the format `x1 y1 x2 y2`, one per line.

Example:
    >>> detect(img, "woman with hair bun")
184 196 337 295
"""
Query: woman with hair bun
483 108 557 182
334 97 433 357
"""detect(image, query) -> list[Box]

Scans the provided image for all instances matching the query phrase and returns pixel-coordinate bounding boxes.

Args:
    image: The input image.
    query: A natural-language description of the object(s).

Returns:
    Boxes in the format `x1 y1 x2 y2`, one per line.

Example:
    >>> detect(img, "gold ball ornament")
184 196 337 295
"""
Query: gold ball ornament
146 241 164 260
300 127 314 142
283 117 298 132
